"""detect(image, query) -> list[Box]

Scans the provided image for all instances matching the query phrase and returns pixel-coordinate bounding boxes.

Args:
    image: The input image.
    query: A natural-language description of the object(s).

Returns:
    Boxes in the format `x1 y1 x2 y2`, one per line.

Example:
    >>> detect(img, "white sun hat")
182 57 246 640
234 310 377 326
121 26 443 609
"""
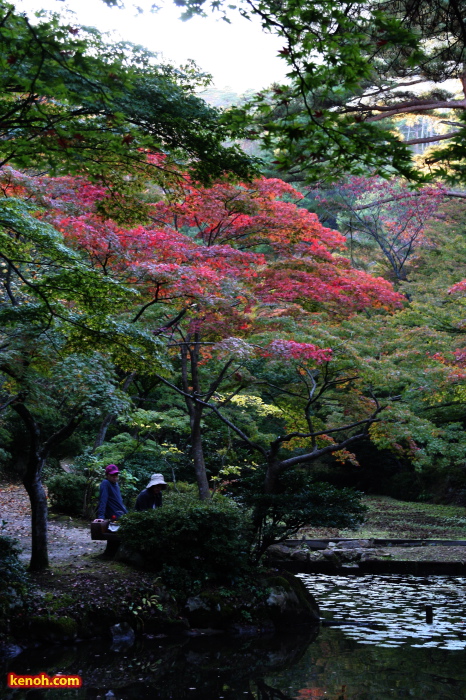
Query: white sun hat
146 473 167 489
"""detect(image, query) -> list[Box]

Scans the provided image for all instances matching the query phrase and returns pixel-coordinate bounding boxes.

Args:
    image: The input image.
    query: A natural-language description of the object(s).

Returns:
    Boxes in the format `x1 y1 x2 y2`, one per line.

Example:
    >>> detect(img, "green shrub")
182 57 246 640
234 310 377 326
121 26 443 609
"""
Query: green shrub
120 455 162 494
166 481 198 497
231 469 367 561
46 473 88 516
40 457 64 482
119 494 252 590
0 536 29 620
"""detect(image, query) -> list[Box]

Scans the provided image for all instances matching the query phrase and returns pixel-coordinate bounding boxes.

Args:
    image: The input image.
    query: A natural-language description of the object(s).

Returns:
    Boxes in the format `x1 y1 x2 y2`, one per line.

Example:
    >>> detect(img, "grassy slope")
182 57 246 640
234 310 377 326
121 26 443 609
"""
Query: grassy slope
301 496 466 540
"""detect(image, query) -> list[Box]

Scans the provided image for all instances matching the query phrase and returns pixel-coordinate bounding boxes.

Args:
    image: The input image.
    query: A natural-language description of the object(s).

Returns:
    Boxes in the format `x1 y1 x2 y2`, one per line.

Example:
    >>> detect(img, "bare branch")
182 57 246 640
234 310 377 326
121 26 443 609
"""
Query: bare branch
403 131 460 146
41 413 83 455
353 190 466 212
151 307 188 333
205 359 234 401
278 431 368 469
0 393 22 413
366 99 466 122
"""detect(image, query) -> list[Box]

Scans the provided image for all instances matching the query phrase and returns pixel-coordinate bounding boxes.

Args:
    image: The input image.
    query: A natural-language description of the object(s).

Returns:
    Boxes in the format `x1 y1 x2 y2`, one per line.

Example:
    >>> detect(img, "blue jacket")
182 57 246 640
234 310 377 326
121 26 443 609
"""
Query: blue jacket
135 488 162 511
97 479 128 519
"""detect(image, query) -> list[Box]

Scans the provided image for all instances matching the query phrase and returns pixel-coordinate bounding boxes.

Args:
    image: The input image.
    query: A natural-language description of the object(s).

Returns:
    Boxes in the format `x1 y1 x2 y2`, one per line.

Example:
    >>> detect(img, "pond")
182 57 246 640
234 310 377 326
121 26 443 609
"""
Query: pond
3 574 466 700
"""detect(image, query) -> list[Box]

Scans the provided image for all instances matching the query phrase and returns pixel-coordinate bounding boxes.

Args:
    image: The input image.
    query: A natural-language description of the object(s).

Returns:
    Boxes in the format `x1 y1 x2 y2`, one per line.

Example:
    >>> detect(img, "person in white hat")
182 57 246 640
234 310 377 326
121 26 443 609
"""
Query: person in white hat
135 473 167 511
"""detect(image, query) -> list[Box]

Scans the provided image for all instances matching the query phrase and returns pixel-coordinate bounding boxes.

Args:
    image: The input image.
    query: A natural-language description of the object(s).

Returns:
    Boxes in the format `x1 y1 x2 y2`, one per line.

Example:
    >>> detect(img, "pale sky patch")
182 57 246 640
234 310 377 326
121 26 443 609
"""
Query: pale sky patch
15 0 288 92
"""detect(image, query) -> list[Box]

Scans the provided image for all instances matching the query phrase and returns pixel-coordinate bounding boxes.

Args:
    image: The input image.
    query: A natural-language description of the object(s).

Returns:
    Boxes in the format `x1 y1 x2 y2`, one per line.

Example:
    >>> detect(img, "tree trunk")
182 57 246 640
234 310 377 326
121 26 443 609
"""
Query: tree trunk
12 401 82 572
190 404 211 500
23 464 49 572
11 403 49 571
93 412 115 450
264 460 280 495
179 334 211 500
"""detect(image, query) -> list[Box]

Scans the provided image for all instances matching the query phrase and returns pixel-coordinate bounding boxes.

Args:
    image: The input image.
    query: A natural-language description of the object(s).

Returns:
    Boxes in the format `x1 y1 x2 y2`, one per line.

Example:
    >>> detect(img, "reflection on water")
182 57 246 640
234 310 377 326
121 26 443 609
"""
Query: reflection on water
299 573 466 650
3 629 316 700
3 575 466 700
265 626 466 700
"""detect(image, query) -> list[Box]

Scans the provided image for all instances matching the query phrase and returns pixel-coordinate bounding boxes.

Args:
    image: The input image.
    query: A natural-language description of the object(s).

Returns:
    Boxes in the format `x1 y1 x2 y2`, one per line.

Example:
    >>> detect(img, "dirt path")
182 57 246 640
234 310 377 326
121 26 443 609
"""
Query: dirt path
0 483 106 565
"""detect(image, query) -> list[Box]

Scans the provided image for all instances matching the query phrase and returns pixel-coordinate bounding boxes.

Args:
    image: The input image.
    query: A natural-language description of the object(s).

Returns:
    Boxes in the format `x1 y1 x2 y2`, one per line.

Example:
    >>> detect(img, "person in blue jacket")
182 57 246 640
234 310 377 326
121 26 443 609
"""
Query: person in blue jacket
135 473 167 511
93 464 128 521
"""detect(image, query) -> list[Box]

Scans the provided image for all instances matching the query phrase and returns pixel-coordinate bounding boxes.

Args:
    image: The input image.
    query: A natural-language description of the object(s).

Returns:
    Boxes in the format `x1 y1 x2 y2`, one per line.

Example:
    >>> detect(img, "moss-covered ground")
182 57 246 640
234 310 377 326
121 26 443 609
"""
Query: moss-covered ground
300 495 466 540
298 496 466 563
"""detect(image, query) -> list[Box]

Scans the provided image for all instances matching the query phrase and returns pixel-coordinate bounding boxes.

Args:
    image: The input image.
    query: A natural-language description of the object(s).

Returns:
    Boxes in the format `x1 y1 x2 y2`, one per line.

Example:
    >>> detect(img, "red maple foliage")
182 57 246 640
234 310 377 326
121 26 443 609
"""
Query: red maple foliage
1 165 405 498
315 176 446 281
2 167 402 330
153 176 403 315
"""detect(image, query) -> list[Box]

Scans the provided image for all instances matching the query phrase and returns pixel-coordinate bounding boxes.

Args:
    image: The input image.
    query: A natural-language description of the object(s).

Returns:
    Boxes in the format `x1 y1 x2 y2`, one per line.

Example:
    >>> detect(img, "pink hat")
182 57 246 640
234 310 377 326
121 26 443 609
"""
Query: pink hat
105 464 119 475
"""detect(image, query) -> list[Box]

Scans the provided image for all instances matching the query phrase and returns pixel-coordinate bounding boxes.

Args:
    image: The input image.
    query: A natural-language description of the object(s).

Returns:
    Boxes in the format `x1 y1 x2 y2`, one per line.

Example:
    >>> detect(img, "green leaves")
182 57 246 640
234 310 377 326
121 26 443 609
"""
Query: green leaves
119 494 251 585
427 113 466 184
182 0 466 182
0 193 173 378
0 2 256 191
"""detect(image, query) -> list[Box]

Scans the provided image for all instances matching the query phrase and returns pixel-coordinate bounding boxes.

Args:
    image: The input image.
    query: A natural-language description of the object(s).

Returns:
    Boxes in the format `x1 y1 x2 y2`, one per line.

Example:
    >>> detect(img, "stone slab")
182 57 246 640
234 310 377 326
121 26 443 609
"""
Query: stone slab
271 559 466 576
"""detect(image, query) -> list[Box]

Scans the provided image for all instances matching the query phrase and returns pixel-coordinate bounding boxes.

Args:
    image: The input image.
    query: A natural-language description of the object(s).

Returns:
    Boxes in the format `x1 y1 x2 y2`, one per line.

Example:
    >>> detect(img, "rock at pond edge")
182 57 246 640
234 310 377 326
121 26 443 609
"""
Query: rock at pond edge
182 572 319 632
264 572 320 630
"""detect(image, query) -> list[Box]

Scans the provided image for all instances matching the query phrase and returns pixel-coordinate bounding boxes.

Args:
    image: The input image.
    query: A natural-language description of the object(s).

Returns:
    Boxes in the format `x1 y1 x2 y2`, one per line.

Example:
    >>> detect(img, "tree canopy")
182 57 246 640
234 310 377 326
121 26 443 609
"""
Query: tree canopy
3 0 466 575
170 0 466 183
0 2 256 197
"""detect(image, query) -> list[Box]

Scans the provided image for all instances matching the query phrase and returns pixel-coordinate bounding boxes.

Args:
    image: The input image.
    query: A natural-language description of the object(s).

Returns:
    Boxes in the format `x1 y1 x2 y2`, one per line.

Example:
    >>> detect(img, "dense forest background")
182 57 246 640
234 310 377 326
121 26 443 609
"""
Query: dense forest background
2 0 466 571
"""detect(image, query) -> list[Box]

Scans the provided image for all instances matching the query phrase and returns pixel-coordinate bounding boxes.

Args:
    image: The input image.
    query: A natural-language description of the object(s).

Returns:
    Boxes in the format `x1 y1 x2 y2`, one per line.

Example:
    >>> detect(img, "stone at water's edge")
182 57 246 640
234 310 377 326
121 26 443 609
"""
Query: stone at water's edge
28 615 78 642
264 572 320 630
266 544 293 560
110 622 135 651
336 539 374 549
182 572 320 632
114 544 144 568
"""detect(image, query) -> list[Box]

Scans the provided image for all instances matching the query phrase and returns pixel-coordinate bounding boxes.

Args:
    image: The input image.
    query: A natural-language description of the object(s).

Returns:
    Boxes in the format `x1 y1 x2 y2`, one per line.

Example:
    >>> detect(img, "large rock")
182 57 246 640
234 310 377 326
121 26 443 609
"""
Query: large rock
264 573 320 630
110 622 135 651
320 549 342 566
265 544 293 560
28 615 78 642
183 591 253 631
290 548 310 562
337 539 374 549
114 544 145 568
182 573 320 632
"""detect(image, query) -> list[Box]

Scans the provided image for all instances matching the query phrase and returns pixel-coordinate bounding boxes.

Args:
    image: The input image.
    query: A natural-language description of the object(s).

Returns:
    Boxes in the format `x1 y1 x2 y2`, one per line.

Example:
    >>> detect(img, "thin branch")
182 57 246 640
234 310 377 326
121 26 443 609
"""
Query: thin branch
0 394 22 413
352 190 466 212
366 98 466 122
269 416 382 450
41 413 83 455
131 295 159 323
153 371 267 456
277 431 369 469
205 359 234 401
152 307 188 334
204 402 268 457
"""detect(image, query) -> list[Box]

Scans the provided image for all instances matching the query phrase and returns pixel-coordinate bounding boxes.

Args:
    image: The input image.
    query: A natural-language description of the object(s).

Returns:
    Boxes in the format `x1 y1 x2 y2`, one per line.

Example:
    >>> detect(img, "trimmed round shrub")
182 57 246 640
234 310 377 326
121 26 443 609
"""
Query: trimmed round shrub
119 494 252 586
47 473 88 516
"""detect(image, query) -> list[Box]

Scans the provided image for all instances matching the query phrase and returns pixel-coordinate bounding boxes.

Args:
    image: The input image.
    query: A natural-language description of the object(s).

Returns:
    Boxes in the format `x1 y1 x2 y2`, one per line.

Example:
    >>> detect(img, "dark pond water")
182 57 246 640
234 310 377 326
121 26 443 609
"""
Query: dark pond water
3 574 466 700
